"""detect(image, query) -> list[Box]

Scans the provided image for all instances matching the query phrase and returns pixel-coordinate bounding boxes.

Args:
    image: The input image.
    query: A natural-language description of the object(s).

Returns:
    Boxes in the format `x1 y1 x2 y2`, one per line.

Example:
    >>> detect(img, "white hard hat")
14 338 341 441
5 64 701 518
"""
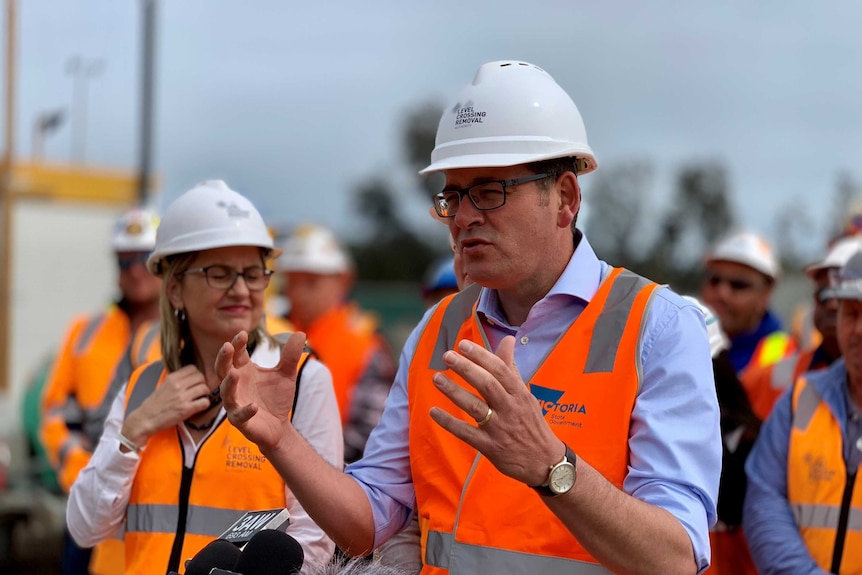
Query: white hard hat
823 250 862 301
276 223 351 274
804 235 862 278
681 295 728 359
147 180 276 276
420 61 597 175
706 231 780 280
111 207 159 252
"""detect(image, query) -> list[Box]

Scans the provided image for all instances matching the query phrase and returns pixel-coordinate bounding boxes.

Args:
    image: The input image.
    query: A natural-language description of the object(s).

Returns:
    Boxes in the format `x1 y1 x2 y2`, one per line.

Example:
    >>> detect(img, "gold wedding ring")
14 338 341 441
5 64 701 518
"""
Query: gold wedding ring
476 407 493 427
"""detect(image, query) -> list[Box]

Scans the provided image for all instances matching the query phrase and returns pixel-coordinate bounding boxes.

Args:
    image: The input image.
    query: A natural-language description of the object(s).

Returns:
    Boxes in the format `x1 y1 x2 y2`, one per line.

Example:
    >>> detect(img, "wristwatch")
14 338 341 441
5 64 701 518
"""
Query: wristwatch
532 443 577 497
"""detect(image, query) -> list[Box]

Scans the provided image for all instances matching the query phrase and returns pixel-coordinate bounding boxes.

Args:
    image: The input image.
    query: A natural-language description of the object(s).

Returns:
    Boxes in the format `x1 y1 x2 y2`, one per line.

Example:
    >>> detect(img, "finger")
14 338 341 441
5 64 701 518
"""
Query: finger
441 348 508 407
433 372 489 423
220 367 241 409
452 336 523 396
226 402 259 426
429 406 485 449
230 331 251 368
275 331 307 379
215 340 237 381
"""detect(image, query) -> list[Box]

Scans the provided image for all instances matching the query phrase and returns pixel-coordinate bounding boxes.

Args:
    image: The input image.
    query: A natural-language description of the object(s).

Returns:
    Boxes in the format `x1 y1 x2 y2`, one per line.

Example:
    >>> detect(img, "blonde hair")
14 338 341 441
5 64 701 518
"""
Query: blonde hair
158 249 275 372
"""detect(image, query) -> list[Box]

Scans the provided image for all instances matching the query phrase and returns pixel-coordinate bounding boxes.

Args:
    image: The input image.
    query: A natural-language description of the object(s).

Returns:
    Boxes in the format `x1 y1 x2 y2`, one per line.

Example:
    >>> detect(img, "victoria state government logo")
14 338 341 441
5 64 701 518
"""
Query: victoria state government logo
530 384 587 429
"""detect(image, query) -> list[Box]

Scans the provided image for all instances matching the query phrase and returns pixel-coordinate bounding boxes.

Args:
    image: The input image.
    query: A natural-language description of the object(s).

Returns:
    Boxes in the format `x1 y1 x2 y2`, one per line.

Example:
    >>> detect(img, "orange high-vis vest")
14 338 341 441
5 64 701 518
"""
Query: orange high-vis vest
739 331 797 382
407 268 660 575
41 306 134 491
741 348 815 422
295 303 383 424
120 354 307 575
788 376 862 574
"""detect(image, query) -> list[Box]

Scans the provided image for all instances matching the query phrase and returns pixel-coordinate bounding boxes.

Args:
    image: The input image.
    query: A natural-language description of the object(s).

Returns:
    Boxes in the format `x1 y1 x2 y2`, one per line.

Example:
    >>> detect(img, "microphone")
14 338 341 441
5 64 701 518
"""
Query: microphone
218 508 291 548
184 539 242 575
233 529 304 575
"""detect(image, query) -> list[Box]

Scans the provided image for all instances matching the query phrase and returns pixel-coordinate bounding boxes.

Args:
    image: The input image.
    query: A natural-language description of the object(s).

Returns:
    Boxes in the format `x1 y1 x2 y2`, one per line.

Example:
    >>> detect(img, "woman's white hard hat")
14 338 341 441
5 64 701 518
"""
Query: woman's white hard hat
147 180 277 276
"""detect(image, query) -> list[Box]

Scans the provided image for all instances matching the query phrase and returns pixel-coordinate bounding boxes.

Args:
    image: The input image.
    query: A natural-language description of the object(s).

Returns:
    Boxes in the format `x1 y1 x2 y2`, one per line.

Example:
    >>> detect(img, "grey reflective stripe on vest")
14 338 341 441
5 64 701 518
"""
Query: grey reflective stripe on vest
429 283 483 370
791 503 862 533
126 503 244 538
425 530 612 574
125 361 165 417
584 270 654 375
135 323 160 367
74 313 106 355
58 432 87 467
792 381 822 431
770 352 800 391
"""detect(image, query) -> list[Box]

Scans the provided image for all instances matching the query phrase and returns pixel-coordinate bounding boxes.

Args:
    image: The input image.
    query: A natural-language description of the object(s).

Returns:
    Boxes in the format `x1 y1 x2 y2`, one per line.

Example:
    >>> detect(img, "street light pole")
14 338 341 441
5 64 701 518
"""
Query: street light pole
66 56 104 165
0 0 17 392
137 0 157 204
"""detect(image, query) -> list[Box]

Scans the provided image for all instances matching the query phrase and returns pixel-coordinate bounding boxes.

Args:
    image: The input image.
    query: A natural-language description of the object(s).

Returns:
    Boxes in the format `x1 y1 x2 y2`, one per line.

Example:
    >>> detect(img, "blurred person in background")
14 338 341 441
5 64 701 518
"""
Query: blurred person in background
744 249 862 574
742 236 862 422
420 257 460 310
65 181 341 574
218 60 720 574
681 296 760 575
276 223 396 463
40 207 162 575
701 230 796 381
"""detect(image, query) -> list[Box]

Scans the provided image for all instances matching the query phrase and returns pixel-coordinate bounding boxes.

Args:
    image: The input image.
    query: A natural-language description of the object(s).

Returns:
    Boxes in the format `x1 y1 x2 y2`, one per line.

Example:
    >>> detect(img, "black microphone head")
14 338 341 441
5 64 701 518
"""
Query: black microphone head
234 529 304 575
185 539 241 575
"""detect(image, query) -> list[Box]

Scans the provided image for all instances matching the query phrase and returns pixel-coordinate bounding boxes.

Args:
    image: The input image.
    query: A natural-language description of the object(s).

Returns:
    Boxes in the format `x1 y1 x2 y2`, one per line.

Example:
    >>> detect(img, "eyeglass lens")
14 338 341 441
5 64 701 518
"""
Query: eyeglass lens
202 265 270 291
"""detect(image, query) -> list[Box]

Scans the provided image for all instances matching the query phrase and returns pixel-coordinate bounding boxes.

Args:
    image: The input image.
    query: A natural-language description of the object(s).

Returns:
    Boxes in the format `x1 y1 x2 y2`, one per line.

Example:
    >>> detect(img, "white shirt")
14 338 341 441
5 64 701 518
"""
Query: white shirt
66 340 343 570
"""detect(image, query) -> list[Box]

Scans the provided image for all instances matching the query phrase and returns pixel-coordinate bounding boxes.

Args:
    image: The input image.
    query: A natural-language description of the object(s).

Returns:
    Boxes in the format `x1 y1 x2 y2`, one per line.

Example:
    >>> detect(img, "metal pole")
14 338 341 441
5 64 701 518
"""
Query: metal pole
0 0 17 391
137 0 156 204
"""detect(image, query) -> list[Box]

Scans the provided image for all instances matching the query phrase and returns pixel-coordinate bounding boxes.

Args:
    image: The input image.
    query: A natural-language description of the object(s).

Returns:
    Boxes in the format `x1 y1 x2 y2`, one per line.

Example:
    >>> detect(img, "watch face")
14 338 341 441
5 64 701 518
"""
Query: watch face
549 463 576 494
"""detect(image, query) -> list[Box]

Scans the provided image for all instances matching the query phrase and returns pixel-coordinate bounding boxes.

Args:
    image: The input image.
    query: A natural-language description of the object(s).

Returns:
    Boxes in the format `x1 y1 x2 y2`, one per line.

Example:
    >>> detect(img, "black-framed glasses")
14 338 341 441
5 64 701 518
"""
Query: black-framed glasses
815 287 836 305
183 264 272 291
117 252 151 271
705 273 756 292
432 173 551 218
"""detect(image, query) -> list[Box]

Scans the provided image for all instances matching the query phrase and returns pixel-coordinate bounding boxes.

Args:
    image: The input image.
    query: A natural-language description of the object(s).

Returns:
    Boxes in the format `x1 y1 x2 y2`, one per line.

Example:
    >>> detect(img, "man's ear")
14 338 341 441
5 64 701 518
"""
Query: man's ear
557 171 580 229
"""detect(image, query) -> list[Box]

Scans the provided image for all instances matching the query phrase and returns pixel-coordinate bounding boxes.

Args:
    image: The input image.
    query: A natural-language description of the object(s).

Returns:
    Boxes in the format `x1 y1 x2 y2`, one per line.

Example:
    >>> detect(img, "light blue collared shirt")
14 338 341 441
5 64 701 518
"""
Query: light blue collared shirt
743 358 857 574
347 234 721 572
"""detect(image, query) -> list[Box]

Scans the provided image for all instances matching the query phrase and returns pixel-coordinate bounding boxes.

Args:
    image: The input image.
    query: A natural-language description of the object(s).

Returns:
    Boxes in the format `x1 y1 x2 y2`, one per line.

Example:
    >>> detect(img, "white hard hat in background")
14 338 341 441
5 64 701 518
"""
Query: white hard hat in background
420 61 597 175
823 250 862 301
277 223 352 274
111 207 159 252
681 295 729 359
804 235 862 278
706 231 780 280
147 180 276 276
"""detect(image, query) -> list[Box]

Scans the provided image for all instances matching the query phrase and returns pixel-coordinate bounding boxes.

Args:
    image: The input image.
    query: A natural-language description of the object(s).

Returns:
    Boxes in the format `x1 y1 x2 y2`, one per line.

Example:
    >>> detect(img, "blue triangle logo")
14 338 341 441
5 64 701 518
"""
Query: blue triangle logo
530 384 565 416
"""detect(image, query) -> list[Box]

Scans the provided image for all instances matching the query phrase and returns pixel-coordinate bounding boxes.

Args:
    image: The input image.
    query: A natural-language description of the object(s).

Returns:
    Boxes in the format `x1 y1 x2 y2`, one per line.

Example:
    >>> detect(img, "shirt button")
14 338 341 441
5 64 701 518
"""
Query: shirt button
520 336 529 345
857 437 862 453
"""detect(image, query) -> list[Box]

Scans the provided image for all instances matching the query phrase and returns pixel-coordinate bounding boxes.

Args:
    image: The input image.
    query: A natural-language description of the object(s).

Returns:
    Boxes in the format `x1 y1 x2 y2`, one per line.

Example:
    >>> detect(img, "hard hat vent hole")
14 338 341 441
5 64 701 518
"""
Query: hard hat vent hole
500 63 511 67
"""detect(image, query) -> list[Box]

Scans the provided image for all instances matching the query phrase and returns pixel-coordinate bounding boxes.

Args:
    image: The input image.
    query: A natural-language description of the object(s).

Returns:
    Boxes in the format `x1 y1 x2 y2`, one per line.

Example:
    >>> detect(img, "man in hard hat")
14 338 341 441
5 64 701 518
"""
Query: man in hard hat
41 207 162 575
220 61 721 574
701 230 796 381
276 223 396 463
741 235 862 421
744 249 862 574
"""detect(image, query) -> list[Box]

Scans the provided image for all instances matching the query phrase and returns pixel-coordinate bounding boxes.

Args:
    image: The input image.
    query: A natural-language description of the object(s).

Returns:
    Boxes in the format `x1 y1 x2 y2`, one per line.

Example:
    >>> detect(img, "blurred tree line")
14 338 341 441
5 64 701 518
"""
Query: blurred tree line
346 101 861 290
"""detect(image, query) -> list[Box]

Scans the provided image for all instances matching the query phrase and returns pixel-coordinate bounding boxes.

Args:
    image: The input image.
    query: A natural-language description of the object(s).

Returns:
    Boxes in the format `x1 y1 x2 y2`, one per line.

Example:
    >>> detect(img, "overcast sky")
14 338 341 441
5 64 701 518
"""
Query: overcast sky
11 1 862 259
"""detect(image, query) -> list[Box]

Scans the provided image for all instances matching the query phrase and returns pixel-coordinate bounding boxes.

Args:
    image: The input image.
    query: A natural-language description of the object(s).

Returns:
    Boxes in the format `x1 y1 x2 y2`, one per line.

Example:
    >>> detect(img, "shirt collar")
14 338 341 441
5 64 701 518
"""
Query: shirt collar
476 231 606 324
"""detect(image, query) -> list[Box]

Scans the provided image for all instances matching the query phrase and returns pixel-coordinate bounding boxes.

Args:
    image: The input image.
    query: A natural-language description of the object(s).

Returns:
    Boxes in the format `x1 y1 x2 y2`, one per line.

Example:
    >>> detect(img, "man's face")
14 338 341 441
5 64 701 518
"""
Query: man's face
837 299 862 385
443 165 575 291
701 260 772 338
811 269 839 347
116 251 162 305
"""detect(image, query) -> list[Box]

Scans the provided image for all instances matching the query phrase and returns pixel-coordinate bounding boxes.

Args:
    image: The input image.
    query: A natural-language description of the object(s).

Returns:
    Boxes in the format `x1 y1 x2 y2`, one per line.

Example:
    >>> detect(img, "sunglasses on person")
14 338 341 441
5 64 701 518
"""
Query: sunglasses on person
705 273 756 291
117 252 151 271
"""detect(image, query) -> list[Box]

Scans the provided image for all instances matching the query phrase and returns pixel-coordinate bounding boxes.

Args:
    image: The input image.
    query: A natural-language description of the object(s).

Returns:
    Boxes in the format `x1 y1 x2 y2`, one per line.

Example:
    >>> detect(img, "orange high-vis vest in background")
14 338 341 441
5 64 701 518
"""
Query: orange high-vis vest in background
788 377 862 574
408 268 660 575
296 303 383 424
741 348 815 422
120 354 308 575
739 331 797 382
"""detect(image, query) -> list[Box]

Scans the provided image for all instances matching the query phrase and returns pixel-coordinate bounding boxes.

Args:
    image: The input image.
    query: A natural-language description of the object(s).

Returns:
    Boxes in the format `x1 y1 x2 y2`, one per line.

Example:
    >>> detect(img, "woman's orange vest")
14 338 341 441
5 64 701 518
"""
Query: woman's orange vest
121 360 295 575
788 376 862 574
407 268 659 575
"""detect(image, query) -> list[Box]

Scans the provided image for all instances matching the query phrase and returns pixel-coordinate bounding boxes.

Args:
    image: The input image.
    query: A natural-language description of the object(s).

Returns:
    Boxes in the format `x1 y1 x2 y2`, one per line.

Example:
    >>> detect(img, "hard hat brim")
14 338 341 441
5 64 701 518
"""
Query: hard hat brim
419 150 597 175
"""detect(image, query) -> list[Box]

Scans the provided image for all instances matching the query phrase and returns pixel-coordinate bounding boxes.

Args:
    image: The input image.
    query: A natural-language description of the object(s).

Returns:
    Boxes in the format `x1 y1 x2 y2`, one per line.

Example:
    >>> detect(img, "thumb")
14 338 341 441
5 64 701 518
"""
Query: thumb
276 331 308 379
496 335 517 368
